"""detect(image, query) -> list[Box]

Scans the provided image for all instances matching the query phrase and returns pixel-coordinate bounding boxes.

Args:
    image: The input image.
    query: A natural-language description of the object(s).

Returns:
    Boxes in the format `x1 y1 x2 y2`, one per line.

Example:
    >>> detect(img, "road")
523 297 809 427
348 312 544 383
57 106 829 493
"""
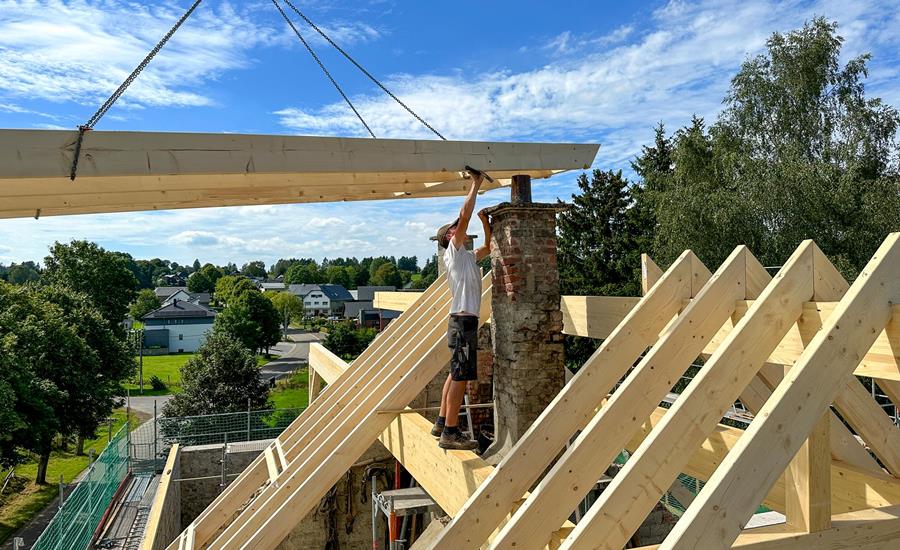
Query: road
259 329 323 384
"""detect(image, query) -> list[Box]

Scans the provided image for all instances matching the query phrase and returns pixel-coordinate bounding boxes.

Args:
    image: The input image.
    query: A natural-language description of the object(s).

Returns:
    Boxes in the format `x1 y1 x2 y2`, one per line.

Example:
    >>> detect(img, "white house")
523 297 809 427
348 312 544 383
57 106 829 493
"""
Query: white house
142 298 216 353
288 284 354 316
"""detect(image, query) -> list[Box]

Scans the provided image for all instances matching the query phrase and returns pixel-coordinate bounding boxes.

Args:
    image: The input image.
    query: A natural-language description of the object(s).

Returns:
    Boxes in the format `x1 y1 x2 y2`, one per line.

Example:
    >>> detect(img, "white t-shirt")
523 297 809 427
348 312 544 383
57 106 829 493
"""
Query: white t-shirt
444 240 481 316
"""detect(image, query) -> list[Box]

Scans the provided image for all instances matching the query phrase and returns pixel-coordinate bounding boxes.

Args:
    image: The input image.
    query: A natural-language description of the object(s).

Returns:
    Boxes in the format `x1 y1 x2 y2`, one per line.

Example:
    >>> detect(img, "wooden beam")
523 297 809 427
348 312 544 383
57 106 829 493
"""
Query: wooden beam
0 129 599 219
785 412 831 532
562 240 820 550
639 504 900 550
560 295 641 338
141 444 180 550
210 277 492 549
430 251 705 549
167 274 450 550
663 233 900 550
641 254 663 295
625 407 900 515
373 291 422 312
492 246 757 550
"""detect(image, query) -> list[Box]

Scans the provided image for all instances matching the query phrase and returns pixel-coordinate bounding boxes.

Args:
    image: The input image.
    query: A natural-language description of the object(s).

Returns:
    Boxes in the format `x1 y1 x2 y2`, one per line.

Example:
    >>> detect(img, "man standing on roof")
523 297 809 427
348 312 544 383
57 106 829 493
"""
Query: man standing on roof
432 169 492 450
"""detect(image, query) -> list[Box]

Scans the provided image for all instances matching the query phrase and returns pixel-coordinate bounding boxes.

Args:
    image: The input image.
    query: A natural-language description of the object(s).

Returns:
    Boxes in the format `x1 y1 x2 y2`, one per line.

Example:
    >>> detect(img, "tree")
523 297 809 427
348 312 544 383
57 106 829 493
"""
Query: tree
284 262 324 284
187 270 212 294
130 288 161 320
192 258 201 272
370 262 403 288
0 282 128 482
214 275 258 306
214 289 281 354
7 262 40 284
643 18 900 276
418 255 439 288
397 256 419 272
162 332 271 417
42 240 138 332
323 321 377 360
241 261 267 278
557 169 651 297
324 265 351 288
267 291 303 338
368 257 392 279
36 284 133 455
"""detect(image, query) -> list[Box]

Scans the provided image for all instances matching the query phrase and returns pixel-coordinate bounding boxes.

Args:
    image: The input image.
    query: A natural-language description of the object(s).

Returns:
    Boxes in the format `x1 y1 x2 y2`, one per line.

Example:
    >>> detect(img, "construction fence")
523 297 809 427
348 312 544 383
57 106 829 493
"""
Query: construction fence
31 424 130 550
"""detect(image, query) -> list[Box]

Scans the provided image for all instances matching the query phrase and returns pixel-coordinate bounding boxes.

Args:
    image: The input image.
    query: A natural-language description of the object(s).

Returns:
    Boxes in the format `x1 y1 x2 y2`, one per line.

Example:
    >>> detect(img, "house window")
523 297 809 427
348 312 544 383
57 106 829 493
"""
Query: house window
179 334 183 341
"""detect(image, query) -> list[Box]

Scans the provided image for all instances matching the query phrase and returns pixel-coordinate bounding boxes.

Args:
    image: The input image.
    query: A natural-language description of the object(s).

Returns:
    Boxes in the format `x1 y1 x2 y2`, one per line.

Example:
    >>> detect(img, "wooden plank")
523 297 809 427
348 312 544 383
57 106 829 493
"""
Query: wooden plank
166 274 450 550
263 447 280 483
785 413 831 532
209 276 491 549
141 444 180 550
491 246 756 550
638 504 900 550
641 254 663 295
0 129 598 218
432 251 705 549
560 295 641 339
754 364 881 473
625 407 900 515
373 291 422 312
307 367 321 404
663 233 900 550
562 240 820 550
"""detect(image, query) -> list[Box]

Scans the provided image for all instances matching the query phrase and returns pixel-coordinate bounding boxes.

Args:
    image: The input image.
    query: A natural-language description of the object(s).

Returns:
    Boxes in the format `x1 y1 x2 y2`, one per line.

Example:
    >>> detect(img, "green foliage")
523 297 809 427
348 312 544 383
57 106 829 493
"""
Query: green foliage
370 262 403 288
0 282 133 483
5 262 40 285
214 288 281 353
267 291 303 335
214 275 258 306
162 332 271 417
149 375 167 391
323 321 377 360
129 288 161 320
240 261 267 278
397 256 419 272
640 18 900 276
284 262 324 284
322 265 349 288
42 240 138 331
187 264 224 294
557 170 651 297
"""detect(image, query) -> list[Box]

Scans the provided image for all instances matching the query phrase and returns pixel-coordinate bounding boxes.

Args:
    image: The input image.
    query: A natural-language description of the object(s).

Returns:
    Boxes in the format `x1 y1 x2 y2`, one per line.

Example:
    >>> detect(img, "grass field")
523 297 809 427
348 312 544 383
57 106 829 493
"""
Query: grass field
269 369 310 409
122 353 277 396
0 409 140 544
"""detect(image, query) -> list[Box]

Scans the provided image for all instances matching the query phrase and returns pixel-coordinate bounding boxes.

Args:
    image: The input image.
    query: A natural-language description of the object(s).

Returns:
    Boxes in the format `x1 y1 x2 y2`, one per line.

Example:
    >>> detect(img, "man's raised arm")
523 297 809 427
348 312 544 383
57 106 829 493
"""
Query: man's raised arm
450 172 484 249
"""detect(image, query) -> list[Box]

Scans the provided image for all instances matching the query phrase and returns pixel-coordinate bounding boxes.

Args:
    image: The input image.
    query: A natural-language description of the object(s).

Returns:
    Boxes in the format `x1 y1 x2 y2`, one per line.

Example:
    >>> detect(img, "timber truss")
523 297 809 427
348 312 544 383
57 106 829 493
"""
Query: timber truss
159 233 899 549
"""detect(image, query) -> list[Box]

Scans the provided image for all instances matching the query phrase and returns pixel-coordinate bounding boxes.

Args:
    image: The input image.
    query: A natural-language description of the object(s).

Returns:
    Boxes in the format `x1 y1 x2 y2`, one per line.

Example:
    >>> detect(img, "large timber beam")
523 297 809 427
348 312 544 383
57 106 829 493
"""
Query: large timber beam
0 129 599 218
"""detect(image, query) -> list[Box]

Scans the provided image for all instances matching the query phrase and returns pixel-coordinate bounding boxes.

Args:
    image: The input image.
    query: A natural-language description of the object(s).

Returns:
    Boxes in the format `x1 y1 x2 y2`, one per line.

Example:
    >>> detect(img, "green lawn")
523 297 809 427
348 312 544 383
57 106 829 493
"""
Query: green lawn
0 409 139 544
123 353 279 396
269 369 310 409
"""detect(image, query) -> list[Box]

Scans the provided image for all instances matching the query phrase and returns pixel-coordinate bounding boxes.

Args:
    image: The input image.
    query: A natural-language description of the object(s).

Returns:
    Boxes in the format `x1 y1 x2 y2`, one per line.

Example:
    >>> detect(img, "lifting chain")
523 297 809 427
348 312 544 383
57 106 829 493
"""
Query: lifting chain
70 0 203 180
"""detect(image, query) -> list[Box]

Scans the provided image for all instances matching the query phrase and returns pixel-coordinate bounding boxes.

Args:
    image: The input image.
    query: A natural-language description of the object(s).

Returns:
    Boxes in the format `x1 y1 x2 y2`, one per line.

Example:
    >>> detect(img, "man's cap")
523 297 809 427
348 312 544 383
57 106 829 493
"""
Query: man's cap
437 218 460 249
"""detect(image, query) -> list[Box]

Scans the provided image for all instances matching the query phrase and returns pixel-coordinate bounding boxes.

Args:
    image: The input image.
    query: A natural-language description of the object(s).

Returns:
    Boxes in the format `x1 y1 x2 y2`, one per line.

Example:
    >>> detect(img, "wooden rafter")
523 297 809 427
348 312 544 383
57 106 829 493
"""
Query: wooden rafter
0 129 598 218
560 240 822 549
491 246 762 550
662 233 900 549
431 251 705 549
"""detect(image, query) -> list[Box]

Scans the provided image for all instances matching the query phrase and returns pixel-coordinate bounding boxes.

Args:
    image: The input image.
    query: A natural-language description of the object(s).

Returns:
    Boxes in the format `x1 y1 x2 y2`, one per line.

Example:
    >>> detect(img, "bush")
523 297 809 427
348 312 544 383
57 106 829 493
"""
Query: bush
323 321 377 360
149 375 167 391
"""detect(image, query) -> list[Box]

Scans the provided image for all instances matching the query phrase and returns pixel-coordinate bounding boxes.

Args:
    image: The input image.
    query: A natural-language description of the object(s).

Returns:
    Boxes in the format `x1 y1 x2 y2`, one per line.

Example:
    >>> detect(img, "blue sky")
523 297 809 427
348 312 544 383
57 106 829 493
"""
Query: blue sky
1 0 898 268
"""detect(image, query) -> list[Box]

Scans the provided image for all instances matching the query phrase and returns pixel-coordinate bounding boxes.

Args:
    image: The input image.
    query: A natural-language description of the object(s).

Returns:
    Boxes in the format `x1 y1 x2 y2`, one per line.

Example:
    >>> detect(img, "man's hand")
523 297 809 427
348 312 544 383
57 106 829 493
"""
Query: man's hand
469 171 484 186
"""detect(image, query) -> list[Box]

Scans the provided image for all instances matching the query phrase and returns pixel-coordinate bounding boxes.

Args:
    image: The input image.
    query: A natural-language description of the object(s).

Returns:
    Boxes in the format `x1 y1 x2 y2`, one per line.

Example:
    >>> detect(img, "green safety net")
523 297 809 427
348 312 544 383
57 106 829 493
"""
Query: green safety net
31 424 130 550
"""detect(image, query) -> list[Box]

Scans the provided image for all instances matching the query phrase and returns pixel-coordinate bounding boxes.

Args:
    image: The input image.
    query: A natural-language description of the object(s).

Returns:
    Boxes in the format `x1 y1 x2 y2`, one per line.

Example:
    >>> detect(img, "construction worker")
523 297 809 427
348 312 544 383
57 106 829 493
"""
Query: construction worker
432 170 492 450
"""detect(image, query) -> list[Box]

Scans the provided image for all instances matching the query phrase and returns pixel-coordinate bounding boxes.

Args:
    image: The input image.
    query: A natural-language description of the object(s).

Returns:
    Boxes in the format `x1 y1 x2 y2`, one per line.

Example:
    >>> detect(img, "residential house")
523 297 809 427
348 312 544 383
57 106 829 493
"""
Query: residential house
142 298 216 353
154 286 211 308
259 281 287 292
288 283 354 316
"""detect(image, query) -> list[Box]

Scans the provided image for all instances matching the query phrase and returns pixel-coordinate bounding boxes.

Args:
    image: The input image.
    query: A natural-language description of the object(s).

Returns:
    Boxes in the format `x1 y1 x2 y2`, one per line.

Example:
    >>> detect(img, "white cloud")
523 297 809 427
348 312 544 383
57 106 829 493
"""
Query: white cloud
305 216 347 228
274 0 900 173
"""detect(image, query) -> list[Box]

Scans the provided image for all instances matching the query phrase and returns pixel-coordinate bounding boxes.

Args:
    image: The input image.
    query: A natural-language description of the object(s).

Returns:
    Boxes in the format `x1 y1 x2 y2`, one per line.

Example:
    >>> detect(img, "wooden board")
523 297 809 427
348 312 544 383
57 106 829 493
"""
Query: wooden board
663 233 900 550
0 129 599 218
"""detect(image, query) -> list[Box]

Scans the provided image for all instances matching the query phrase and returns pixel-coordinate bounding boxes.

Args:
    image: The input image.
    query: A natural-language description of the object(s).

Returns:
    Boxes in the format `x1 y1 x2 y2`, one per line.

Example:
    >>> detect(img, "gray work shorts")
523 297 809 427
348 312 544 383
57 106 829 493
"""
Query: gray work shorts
447 315 478 381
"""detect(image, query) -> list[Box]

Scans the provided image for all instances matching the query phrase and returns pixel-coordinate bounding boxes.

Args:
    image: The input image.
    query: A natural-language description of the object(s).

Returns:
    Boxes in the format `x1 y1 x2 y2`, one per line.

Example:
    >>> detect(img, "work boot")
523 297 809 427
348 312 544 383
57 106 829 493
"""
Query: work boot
438 430 478 451
431 421 444 437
